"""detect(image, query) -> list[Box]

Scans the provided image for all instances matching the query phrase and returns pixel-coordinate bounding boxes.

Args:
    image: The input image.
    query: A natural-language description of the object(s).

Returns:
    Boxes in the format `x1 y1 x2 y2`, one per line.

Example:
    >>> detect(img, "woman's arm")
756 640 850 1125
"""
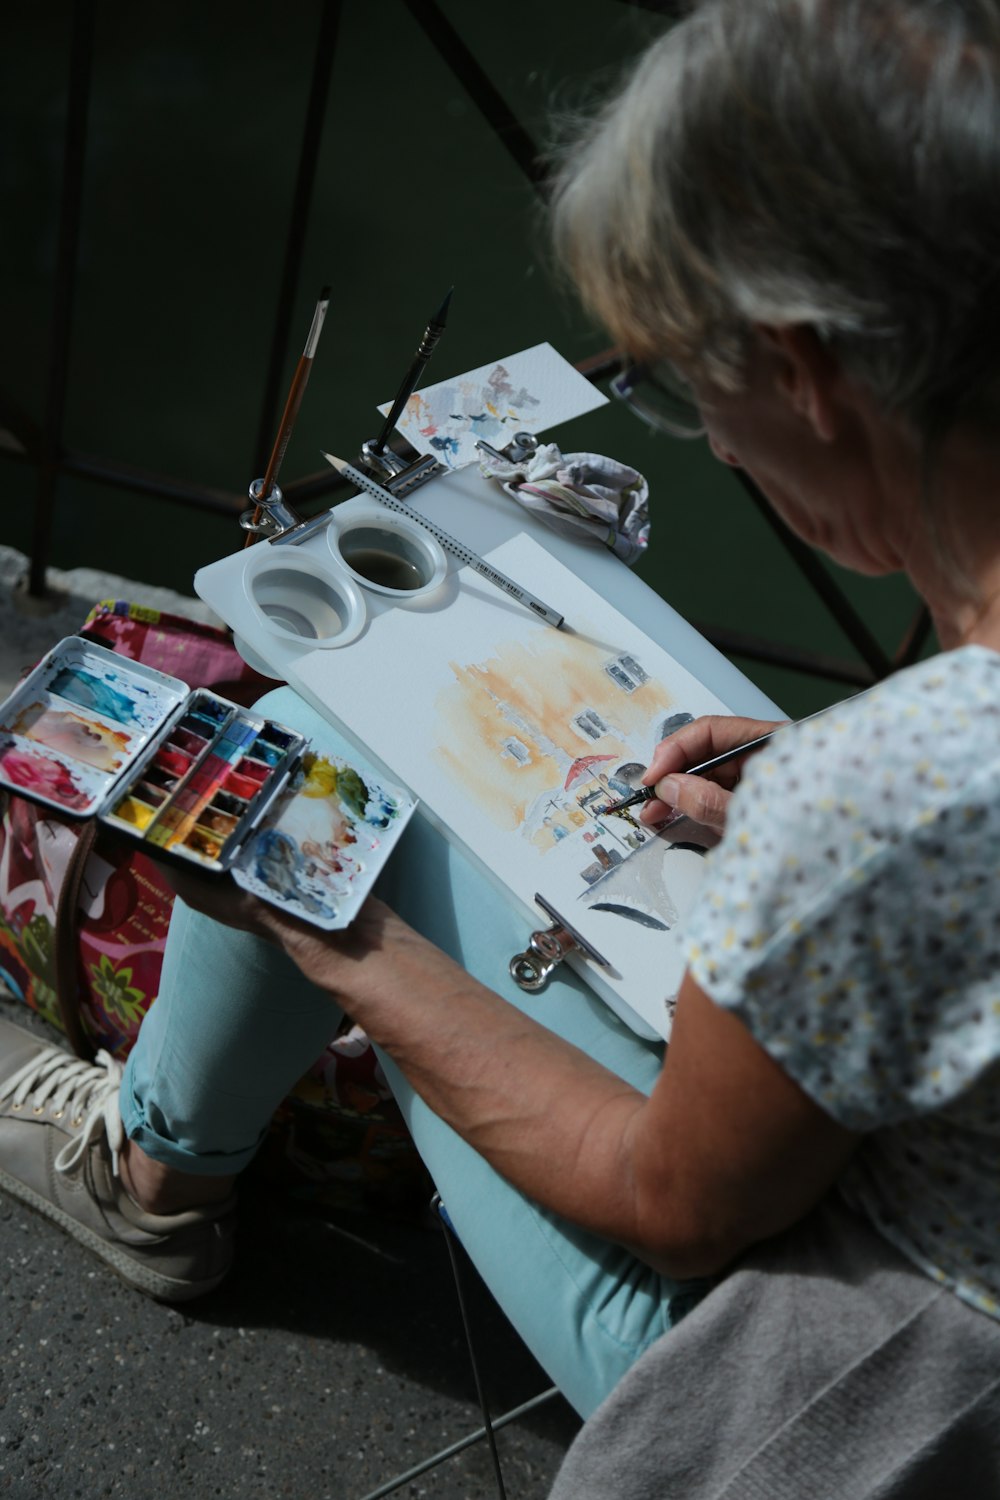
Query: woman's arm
625 971 860 1276
177 879 860 1280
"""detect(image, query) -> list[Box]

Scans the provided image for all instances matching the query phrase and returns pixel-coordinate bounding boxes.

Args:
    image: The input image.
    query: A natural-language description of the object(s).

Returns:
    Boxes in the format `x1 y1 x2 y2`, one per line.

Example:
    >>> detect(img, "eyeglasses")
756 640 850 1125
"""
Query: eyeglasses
610 360 705 439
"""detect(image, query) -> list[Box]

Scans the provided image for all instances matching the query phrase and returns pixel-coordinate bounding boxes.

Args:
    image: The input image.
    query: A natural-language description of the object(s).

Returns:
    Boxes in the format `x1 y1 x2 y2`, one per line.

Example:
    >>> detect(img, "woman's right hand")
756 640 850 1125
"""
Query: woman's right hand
639 714 787 838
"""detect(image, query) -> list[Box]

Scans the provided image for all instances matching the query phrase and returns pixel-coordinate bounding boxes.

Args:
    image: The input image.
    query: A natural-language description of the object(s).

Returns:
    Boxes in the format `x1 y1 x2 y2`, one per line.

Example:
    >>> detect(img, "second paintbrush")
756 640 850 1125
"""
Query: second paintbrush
322 453 566 629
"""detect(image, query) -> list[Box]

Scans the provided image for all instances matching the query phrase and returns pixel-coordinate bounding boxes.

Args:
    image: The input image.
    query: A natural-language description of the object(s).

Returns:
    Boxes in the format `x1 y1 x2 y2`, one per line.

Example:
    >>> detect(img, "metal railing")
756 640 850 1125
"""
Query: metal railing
4 0 929 691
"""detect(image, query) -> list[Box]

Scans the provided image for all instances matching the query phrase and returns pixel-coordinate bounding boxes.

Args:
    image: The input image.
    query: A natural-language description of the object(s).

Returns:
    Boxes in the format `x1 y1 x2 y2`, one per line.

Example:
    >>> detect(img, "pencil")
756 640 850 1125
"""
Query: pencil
322 453 566 629
245 285 331 548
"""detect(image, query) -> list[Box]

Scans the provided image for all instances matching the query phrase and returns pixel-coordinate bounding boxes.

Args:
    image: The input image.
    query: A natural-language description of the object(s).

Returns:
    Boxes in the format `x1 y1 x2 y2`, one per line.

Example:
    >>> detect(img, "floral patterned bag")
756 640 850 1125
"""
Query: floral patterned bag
0 602 429 1215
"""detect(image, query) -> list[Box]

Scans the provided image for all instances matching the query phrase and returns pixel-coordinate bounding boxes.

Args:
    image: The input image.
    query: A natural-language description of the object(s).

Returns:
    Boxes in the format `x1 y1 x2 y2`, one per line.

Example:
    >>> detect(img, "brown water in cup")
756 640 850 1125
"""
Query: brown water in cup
342 547 425 590
335 516 435 593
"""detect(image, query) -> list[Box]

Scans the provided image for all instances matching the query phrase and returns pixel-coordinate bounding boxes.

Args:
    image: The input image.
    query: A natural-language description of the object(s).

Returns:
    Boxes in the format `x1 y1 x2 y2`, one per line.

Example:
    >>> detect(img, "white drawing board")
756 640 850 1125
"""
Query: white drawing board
289 533 733 1038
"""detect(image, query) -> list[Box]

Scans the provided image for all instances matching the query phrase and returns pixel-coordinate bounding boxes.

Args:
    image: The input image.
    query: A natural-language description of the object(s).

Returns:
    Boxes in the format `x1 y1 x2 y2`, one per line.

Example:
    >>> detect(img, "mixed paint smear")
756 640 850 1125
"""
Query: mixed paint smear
12 701 133 773
48 665 160 729
404 365 542 467
234 753 409 928
0 743 96 813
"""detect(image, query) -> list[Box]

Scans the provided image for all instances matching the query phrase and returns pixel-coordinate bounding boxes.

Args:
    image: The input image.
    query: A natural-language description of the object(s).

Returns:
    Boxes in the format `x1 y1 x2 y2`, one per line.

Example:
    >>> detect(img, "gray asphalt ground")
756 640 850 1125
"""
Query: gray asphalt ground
0 551 579 1499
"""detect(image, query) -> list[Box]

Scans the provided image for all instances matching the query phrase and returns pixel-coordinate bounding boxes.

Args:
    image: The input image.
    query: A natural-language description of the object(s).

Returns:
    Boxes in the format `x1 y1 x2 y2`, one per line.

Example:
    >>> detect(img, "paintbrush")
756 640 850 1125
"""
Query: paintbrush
322 453 565 629
245 284 331 547
598 705 833 815
369 287 453 458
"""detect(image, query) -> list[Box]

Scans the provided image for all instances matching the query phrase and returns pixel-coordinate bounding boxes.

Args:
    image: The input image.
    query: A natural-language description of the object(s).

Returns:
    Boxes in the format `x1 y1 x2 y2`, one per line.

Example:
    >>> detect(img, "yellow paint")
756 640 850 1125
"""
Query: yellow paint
113 795 155 831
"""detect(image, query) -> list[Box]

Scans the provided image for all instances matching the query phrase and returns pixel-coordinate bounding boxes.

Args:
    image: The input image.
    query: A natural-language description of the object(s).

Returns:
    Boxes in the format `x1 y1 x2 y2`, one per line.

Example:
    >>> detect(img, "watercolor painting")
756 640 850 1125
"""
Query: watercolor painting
233 752 416 929
432 634 706 942
289 535 734 1036
376 343 608 470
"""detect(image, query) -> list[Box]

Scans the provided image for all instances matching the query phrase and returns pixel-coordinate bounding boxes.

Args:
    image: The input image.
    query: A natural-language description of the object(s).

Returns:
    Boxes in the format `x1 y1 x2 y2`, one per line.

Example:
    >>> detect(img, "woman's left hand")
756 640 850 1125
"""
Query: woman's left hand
162 863 399 1004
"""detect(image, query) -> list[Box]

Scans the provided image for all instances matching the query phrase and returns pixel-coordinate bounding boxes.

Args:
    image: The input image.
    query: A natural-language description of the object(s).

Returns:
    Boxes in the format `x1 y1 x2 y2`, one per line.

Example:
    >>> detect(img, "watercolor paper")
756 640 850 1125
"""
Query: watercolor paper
376 343 609 470
289 534 734 1037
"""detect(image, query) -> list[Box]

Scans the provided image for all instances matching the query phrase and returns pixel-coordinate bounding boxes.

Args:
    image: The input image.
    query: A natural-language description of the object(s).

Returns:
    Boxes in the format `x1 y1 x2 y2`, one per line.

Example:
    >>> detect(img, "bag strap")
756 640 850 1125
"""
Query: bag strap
54 821 100 1062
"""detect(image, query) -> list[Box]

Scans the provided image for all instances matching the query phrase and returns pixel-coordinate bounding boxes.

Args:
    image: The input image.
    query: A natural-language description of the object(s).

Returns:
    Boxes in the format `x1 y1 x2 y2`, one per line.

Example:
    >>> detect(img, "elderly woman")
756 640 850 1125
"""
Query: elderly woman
4 0 1000 1491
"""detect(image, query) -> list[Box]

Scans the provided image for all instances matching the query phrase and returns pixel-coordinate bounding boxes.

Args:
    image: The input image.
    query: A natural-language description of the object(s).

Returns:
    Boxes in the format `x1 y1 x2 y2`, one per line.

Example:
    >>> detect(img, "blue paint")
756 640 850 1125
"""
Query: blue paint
251 829 336 919
49 666 149 727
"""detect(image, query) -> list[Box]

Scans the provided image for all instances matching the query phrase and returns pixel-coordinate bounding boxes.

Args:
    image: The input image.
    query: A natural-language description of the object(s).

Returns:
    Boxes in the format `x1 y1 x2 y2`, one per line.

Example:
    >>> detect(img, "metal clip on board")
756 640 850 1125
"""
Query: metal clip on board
358 440 443 499
355 288 453 501
509 893 611 993
240 479 304 539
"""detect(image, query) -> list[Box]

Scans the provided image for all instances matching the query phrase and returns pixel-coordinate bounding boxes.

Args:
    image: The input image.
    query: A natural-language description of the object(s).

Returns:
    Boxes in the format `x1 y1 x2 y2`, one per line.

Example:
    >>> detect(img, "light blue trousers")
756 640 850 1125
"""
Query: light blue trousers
119 688 702 1417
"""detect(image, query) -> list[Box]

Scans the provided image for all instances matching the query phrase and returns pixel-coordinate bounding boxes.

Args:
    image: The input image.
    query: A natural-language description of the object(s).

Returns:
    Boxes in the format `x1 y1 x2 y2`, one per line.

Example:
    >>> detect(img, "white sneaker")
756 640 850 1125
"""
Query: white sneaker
0 1019 236 1302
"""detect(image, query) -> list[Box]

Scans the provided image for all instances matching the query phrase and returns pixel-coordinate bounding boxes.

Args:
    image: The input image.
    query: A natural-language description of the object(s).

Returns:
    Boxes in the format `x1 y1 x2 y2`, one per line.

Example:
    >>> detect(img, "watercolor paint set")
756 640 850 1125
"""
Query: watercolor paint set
0 637 416 929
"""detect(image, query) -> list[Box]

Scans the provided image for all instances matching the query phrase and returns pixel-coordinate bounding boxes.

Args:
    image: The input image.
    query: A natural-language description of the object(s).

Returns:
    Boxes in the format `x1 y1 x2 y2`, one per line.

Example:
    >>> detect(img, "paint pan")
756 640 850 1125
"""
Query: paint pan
154 746 194 780
197 807 239 837
259 724 296 751
143 762 180 793
178 711 226 740
185 826 224 861
184 695 230 727
171 726 210 757
133 779 168 808
210 789 249 818
236 757 270 784
112 794 158 830
245 739 284 768
223 770 261 800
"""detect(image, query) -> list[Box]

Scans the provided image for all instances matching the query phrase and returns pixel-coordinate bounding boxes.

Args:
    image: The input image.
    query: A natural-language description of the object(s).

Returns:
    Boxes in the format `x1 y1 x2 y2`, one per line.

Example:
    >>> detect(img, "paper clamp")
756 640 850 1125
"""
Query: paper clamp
509 893 611 993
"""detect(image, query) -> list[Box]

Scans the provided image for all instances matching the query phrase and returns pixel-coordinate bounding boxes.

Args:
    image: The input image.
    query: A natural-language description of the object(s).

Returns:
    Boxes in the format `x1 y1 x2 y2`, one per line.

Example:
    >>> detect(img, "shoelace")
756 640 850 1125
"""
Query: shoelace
0 1042 125 1175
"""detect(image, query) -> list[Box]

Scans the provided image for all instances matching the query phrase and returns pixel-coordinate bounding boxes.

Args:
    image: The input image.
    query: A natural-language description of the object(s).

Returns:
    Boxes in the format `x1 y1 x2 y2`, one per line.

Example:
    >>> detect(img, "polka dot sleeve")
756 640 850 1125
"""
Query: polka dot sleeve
683 653 1000 1132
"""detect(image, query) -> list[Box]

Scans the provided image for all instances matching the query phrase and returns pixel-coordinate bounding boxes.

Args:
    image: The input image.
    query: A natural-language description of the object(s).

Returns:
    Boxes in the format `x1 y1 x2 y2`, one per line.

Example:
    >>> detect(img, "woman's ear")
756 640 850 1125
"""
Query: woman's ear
755 324 839 442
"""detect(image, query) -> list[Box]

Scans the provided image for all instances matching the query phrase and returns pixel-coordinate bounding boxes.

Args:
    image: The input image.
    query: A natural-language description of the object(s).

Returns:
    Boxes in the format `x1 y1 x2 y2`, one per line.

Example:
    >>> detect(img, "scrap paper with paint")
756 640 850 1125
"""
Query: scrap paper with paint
376 343 608 470
289 533 734 1038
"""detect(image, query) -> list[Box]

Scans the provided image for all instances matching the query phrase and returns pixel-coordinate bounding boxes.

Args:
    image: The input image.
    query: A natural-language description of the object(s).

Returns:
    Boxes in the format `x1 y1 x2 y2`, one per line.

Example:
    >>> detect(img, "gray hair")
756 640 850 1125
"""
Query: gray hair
550 0 1000 436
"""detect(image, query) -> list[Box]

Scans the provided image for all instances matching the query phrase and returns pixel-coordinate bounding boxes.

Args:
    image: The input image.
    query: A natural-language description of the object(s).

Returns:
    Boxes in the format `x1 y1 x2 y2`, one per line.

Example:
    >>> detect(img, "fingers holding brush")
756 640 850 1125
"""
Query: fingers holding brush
638 713 788 835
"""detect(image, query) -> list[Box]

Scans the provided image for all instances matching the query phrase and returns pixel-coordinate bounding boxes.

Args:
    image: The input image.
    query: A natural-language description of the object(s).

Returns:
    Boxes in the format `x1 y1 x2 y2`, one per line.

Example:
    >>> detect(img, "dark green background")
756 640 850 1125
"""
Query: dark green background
0 1 925 718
